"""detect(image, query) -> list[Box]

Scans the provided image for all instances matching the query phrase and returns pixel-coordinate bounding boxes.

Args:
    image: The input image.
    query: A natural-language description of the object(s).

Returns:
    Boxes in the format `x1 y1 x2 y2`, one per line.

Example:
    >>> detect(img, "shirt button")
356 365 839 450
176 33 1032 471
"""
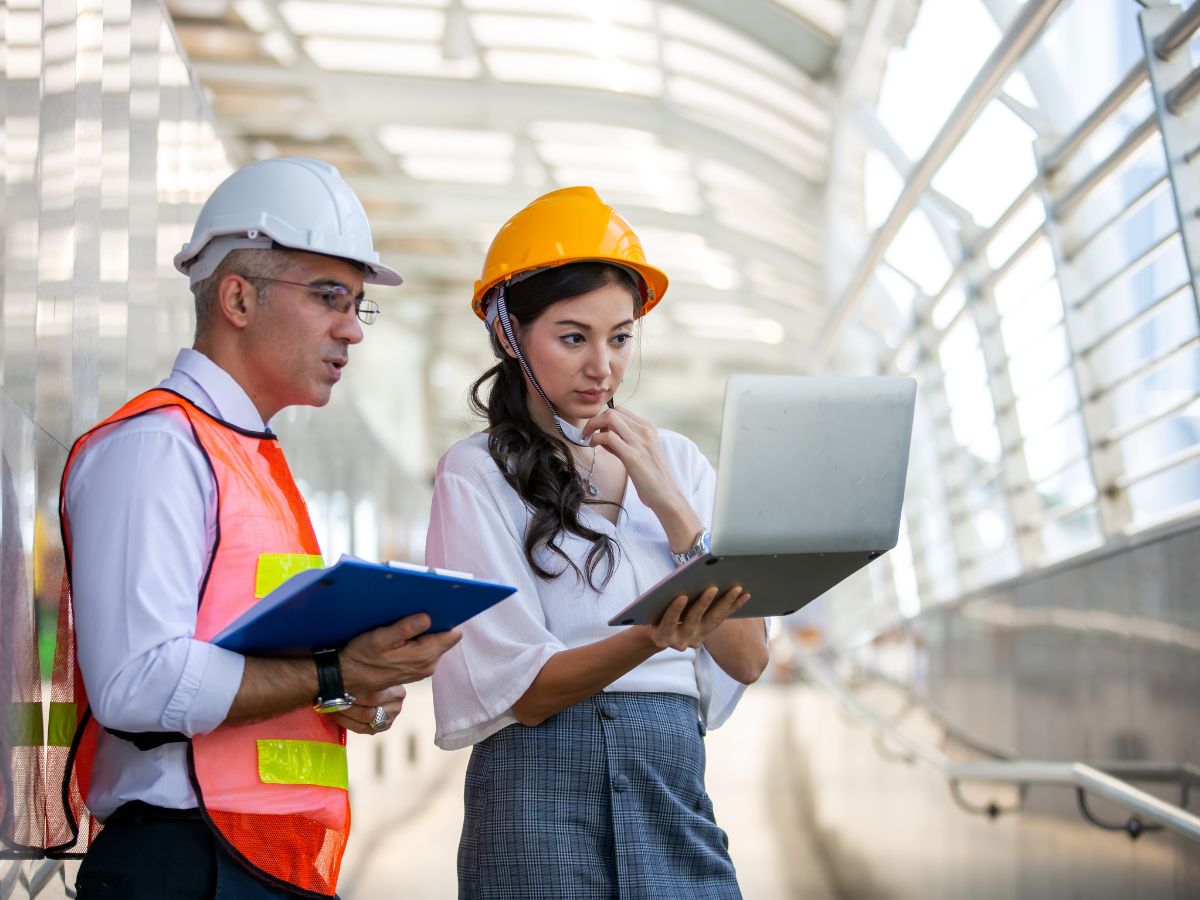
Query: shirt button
599 702 617 720
613 775 629 793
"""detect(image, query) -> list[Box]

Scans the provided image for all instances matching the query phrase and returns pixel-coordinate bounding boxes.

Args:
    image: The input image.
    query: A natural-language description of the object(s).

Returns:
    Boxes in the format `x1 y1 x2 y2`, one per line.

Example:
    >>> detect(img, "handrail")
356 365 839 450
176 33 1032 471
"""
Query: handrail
798 655 1200 843
0 858 68 900
1042 60 1148 176
1154 0 1200 59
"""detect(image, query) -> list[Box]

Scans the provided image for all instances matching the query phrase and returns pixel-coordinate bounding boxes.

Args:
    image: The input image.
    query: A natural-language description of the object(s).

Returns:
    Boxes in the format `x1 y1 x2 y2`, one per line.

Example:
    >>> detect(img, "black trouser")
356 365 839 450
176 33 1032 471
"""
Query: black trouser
75 802 315 899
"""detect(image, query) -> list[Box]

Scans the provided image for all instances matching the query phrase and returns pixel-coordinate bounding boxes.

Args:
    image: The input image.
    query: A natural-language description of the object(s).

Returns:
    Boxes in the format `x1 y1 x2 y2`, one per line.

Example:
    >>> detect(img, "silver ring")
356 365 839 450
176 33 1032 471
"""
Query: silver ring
368 705 387 732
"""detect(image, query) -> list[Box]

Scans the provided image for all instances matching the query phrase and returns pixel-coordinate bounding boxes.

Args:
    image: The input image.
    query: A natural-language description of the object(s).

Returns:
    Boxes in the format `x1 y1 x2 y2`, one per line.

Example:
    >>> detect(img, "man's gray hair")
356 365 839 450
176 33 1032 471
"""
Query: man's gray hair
191 247 296 338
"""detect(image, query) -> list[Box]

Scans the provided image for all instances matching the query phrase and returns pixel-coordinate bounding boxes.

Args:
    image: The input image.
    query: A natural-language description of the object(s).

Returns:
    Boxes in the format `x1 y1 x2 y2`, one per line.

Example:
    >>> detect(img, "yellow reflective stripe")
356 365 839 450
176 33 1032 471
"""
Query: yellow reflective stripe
257 739 348 790
254 554 323 598
3 702 44 747
48 702 78 747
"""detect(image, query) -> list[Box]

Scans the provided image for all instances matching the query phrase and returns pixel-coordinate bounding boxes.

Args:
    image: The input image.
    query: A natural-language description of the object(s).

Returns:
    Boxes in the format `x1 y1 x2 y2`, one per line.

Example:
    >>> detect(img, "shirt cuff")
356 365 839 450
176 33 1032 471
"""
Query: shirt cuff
162 640 246 736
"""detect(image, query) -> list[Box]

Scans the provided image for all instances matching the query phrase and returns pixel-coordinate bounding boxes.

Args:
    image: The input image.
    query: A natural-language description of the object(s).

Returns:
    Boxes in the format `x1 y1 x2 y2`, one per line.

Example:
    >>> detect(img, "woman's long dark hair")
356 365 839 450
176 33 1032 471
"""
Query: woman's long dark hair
470 262 642 590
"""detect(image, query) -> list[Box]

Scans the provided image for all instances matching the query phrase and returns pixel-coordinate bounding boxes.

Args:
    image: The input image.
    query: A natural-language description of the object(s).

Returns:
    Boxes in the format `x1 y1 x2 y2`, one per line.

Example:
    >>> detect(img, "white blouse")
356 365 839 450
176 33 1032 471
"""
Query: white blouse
426 430 748 750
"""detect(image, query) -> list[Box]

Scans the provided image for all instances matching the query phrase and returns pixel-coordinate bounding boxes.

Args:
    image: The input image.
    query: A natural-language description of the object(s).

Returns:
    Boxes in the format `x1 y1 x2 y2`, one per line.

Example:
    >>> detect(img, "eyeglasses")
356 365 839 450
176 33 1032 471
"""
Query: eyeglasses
244 276 382 325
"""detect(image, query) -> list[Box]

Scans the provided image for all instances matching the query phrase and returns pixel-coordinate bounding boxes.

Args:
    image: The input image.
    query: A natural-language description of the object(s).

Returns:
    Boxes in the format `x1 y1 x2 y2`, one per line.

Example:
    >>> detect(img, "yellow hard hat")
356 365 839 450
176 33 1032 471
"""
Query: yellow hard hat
471 186 669 320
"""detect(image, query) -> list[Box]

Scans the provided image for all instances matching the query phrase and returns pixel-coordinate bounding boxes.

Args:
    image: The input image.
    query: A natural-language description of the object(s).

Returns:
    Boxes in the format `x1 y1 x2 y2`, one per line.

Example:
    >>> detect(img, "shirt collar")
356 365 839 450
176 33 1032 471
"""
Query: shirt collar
159 348 270 433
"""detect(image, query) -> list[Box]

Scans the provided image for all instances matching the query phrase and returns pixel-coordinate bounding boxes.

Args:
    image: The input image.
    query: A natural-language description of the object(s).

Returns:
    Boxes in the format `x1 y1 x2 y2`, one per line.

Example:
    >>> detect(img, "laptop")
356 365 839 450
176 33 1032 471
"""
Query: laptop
607 374 917 625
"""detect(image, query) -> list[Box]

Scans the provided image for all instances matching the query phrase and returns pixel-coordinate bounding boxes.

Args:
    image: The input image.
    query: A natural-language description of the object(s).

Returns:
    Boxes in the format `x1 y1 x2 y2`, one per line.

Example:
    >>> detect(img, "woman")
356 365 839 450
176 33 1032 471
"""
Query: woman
427 186 769 899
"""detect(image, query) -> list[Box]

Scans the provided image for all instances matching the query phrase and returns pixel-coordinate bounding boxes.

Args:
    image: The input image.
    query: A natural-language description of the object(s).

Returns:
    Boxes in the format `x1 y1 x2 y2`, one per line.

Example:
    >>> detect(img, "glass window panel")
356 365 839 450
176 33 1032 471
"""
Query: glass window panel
896 337 920 373
1087 286 1198 389
912 509 959 597
1024 0 1146 139
875 265 917 323
952 407 1002 464
864 148 903 232
985 193 1046 270
960 502 1021 587
1115 399 1200 476
1074 236 1189 348
1106 342 1200 433
993 236 1056 316
970 501 1010 551
931 280 965 331
1015 366 1079 437
940 316 988 383
877 0 1000 160
1127 457 1200 527
1023 412 1088 481
886 208 953 295
1032 457 1096 514
1008 325 1070 397
932 100 1037 228
1041 505 1103 562
1068 85 1156 176
893 515 921 618
999 279 1064 352
1004 70 1037 108
1069 179 1177 292
937 333 1002 462
1075 227 1185 310
1063 133 1167 249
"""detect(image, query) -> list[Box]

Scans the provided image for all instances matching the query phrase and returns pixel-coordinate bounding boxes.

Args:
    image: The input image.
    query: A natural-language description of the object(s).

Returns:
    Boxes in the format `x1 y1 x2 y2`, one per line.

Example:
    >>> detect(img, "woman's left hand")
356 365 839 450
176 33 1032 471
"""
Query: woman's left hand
637 586 752 652
582 406 685 514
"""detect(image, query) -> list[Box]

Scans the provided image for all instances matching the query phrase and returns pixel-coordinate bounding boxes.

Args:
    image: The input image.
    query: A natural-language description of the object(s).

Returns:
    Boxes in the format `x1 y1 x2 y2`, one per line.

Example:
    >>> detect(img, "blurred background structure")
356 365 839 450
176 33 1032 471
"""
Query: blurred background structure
2 0 1199 897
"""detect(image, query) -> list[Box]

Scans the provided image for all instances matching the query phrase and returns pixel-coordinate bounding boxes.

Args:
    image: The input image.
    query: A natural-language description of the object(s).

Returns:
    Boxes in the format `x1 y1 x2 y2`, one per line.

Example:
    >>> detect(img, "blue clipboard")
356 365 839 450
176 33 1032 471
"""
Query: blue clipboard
212 556 517 655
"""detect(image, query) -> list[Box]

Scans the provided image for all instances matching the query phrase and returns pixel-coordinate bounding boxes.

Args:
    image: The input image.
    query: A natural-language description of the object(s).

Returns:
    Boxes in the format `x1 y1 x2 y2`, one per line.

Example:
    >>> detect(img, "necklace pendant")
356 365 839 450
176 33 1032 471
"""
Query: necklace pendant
586 480 600 496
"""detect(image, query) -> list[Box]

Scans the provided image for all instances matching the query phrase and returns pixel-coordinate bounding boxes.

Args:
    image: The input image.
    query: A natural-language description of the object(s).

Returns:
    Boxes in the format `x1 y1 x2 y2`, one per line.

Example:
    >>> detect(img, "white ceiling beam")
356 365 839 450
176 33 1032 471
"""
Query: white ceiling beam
674 0 841 78
193 60 828 188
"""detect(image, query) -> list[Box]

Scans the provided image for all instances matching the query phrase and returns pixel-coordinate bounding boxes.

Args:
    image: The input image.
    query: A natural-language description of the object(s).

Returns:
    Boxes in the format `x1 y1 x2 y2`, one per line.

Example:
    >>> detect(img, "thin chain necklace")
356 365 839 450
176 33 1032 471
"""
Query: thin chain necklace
582 446 600 496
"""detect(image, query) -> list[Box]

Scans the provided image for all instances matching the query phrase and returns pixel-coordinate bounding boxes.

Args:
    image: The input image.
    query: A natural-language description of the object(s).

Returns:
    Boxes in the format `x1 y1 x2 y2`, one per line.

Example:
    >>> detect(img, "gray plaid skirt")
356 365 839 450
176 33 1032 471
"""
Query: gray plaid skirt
458 692 741 900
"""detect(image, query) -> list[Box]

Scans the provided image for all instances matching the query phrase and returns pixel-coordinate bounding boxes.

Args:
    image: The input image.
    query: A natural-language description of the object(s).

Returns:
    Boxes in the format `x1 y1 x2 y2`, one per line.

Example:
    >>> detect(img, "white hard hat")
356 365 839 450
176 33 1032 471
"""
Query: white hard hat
174 156 403 287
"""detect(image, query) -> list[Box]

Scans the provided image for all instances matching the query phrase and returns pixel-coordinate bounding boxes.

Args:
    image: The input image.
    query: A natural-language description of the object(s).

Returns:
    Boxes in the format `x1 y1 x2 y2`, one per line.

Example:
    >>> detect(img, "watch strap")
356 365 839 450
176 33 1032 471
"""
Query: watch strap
313 648 354 712
671 528 712 567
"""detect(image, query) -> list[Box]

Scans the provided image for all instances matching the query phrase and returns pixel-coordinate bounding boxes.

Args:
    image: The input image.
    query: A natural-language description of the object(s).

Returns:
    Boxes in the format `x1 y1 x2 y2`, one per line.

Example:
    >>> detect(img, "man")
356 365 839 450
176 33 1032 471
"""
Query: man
57 157 461 898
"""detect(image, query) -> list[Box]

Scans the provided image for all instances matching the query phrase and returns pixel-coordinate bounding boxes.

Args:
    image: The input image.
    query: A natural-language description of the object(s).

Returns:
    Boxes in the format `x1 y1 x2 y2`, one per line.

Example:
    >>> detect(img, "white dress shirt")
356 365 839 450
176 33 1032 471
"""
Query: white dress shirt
64 348 269 818
426 431 747 750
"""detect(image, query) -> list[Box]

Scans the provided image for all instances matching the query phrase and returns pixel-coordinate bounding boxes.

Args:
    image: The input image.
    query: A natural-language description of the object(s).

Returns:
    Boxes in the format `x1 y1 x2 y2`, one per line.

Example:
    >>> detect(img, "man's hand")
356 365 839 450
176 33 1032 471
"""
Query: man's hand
225 614 461 726
339 613 463 696
334 684 406 735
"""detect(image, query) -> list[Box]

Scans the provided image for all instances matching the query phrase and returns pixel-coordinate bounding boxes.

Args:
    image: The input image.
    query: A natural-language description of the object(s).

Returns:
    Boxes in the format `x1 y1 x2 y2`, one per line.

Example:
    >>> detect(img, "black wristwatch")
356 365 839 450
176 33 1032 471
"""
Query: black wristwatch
312 648 355 713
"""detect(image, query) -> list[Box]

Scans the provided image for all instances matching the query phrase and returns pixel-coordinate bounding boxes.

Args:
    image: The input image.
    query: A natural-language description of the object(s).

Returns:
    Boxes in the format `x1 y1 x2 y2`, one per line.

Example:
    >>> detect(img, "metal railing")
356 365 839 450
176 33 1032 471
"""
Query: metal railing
798 655 1200 843
0 860 71 900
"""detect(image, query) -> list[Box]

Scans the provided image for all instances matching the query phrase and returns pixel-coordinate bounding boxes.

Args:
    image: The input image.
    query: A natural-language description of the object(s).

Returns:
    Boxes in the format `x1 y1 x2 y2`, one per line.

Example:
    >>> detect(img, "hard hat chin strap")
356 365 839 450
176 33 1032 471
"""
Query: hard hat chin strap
490 283 589 447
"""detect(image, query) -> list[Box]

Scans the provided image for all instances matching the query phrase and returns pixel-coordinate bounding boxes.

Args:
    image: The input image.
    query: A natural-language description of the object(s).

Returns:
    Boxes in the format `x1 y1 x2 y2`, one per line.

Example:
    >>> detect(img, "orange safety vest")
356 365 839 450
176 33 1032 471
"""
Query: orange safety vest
53 389 349 897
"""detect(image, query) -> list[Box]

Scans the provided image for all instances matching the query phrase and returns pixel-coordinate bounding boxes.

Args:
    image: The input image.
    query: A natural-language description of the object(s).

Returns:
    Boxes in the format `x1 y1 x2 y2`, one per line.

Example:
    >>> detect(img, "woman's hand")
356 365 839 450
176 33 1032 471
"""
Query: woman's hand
333 683 407 735
637 585 751 652
582 406 687 516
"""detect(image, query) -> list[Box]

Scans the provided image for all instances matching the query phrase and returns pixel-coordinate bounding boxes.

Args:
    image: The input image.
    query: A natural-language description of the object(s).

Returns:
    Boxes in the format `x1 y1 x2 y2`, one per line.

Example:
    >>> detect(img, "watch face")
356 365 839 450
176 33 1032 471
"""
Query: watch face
700 530 712 553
